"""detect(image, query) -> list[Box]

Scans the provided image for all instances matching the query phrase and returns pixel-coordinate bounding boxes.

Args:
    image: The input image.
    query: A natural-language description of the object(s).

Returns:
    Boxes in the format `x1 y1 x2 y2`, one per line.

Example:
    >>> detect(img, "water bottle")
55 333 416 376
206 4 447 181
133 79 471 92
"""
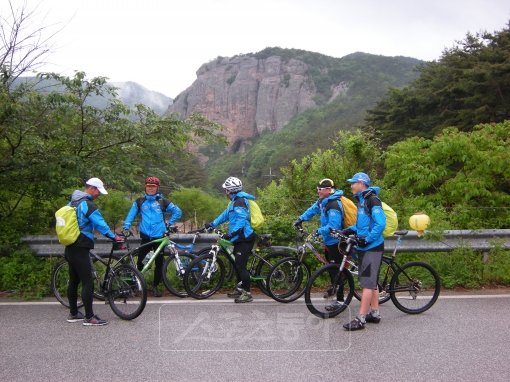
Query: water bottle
142 250 155 265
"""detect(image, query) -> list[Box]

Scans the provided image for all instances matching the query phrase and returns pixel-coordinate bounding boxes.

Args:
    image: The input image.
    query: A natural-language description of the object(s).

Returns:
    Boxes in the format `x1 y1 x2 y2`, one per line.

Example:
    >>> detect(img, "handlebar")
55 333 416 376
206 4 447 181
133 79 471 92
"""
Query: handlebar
329 229 359 245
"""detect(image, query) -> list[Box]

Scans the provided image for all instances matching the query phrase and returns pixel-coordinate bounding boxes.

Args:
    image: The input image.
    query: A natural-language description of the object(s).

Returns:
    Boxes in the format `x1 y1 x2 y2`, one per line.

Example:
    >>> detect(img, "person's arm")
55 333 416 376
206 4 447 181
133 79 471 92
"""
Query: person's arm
122 201 139 230
165 202 182 225
89 208 116 239
365 198 386 243
317 203 342 237
299 201 320 222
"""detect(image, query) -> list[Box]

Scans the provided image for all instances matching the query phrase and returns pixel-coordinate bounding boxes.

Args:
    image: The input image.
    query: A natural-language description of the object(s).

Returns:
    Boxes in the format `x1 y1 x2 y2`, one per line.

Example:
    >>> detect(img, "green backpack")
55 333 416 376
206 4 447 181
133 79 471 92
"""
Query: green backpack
55 205 80 246
247 200 265 231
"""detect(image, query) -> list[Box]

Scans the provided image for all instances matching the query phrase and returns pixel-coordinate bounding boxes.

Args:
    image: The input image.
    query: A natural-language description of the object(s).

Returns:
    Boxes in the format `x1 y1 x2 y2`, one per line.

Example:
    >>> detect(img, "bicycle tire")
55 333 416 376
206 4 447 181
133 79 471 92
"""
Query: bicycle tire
389 261 441 314
107 264 147 320
51 259 83 308
266 257 310 303
162 253 195 298
51 254 120 308
183 252 226 299
352 256 392 304
304 263 355 319
253 251 296 295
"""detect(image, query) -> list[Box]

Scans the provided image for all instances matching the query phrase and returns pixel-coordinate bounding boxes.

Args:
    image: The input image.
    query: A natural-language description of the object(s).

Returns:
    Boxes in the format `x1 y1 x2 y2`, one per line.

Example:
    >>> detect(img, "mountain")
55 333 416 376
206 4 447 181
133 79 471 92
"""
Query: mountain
110 81 172 115
167 48 422 155
14 77 172 115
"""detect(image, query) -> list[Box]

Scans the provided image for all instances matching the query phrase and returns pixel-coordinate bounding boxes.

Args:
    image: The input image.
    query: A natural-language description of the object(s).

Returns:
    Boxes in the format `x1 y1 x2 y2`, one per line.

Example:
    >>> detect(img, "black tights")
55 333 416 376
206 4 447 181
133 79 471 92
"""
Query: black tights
65 246 94 319
325 244 342 283
233 240 255 292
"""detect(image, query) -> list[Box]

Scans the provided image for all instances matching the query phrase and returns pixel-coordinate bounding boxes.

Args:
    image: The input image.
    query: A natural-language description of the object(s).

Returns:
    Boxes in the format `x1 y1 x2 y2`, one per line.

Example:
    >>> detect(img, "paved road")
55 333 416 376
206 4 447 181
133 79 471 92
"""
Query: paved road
1 293 510 382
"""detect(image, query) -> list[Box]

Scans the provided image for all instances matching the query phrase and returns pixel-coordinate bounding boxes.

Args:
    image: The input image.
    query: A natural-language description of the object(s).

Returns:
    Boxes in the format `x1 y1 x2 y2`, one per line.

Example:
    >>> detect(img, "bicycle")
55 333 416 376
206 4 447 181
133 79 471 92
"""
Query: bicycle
51 239 147 320
51 237 131 308
182 228 295 299
266 227 389 304
305 230 441 319
121 229 204 297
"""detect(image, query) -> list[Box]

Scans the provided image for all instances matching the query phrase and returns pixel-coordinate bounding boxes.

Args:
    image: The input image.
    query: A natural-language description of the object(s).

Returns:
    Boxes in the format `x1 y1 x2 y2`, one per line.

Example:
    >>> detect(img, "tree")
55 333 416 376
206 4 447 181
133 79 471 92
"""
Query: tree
383 122 510 229
0 71 223 243
365 23 510 147
0 0 60 87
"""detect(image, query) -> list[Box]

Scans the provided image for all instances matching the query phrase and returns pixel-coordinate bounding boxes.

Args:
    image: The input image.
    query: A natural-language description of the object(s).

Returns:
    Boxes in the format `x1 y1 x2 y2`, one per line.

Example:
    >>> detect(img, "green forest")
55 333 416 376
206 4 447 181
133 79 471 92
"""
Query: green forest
1 9 509 296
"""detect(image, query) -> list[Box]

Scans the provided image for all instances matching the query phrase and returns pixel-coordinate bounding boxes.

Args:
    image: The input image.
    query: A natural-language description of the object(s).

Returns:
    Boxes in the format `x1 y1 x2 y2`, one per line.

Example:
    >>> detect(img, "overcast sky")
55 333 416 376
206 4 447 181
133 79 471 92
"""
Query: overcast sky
3 0 510 97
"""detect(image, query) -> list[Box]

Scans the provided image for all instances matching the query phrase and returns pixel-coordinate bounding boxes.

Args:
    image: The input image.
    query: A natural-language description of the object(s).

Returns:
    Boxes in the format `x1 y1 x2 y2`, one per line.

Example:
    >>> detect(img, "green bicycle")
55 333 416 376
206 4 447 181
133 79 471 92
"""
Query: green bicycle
182 228 295 299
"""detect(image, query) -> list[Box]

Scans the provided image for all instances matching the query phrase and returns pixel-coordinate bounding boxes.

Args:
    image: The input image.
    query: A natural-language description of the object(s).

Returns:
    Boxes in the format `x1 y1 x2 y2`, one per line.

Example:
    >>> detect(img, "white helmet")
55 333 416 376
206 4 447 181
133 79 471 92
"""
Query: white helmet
222 176 243 193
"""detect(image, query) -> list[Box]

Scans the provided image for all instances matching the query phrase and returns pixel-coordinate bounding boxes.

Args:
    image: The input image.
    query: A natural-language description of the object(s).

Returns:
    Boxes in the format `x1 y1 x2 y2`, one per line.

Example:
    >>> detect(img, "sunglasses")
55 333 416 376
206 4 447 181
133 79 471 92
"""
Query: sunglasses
317 187 331 191
145 184 158 187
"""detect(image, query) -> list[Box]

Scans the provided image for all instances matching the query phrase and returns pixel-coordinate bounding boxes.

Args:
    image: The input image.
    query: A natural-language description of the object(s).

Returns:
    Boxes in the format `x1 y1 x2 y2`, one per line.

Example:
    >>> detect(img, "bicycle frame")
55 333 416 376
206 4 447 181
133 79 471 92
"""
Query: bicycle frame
122 231 199 274
205 229 286 283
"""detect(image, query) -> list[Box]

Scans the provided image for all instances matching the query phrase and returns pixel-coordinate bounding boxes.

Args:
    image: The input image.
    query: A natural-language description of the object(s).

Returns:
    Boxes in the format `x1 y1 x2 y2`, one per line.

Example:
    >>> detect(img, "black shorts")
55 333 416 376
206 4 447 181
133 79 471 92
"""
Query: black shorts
357 249 383 289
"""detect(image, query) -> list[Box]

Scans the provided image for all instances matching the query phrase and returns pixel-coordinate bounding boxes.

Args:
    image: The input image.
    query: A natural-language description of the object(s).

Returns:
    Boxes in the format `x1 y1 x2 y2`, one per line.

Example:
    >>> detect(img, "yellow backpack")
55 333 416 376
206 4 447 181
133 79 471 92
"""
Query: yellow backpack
248 200 265 231
55 205 80 246
340 196 357 228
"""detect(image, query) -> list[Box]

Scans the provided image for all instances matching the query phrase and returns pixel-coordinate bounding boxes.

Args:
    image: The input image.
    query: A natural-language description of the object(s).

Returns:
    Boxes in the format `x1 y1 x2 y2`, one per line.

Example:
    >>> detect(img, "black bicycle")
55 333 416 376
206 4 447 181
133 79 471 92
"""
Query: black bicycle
305 230 441 319
51 238 147 320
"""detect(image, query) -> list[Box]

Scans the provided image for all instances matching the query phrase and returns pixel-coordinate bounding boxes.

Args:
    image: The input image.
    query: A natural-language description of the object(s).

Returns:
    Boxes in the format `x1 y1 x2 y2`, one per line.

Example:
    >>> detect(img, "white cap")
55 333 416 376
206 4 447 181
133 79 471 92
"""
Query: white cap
86 177 108 195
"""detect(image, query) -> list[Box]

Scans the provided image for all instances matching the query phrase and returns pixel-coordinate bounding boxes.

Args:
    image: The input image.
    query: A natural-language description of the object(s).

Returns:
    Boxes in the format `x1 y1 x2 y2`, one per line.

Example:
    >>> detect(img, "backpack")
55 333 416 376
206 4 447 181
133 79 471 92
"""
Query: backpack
247 199 265 231
55 205 80 246
364 196 398 238
381 202 398 238
340 196 357 228
136 196 170 213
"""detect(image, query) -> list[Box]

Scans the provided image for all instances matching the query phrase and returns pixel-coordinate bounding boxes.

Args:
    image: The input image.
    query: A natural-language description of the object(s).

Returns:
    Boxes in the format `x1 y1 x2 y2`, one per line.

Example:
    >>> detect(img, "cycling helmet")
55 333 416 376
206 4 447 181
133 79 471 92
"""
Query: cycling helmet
222 176 243 193
145 176 160 186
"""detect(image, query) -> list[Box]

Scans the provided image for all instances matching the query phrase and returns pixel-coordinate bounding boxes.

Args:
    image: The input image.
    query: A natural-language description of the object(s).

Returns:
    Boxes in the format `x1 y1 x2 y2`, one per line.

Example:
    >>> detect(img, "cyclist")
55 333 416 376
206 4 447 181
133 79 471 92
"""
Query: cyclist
341 172 386 331
205 176 256 303
65 177 123 326
122 176 182 297
292 178 345 309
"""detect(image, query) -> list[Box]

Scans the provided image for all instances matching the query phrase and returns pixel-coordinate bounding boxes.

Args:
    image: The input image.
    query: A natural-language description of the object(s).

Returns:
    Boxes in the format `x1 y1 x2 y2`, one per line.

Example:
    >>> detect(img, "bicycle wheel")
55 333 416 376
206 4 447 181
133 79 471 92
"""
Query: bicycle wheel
266 257 310 303
216 248 235 282
107 264 147 320
352 256 392 304
92 253 121 301
304 263 355 319
390 261 441 314
51 255 115 307
51 259 83 308
162 253 195 298
183 252 226 299
253 251 295 295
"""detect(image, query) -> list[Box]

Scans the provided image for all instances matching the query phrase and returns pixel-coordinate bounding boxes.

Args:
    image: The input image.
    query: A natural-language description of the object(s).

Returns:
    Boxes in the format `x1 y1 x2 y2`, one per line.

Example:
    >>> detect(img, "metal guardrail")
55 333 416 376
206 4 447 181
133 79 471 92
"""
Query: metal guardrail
22 229 510 258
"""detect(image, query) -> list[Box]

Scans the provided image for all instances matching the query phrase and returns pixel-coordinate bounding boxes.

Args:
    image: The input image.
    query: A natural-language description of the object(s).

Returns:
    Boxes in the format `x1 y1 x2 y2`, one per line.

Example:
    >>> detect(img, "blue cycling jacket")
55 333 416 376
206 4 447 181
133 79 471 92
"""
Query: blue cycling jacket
299 189 344 246
123 192 182 239
346 187 386 251
69 190 116 248
211 191 255 242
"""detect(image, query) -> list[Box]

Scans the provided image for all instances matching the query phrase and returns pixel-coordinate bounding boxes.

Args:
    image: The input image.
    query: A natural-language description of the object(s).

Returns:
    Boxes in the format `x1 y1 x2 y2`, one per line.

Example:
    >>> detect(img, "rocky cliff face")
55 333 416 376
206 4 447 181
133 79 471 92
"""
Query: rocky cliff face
167 55 318 151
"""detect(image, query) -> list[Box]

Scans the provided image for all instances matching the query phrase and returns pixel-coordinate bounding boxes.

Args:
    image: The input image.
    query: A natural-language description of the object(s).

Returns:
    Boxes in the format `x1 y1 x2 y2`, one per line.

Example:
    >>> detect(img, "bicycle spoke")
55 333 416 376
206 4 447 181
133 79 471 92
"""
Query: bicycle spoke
304 264 354 319
390 261 441 314
107 265 147 320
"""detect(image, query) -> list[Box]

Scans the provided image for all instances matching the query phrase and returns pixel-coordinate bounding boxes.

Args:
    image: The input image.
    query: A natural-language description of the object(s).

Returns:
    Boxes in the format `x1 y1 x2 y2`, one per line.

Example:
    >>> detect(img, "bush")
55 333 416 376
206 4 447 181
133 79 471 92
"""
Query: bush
0 249 57 299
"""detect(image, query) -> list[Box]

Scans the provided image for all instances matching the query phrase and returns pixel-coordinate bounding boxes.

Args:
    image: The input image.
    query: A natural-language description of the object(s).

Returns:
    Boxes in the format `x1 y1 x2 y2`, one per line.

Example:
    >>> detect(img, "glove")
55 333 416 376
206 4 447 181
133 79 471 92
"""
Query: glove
357 237 368 247
167 225 178 233
113 235 124 242
313 230 321 238
340 228 355 236
204 223 213 230
292 219 303 228
221 233 232 240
